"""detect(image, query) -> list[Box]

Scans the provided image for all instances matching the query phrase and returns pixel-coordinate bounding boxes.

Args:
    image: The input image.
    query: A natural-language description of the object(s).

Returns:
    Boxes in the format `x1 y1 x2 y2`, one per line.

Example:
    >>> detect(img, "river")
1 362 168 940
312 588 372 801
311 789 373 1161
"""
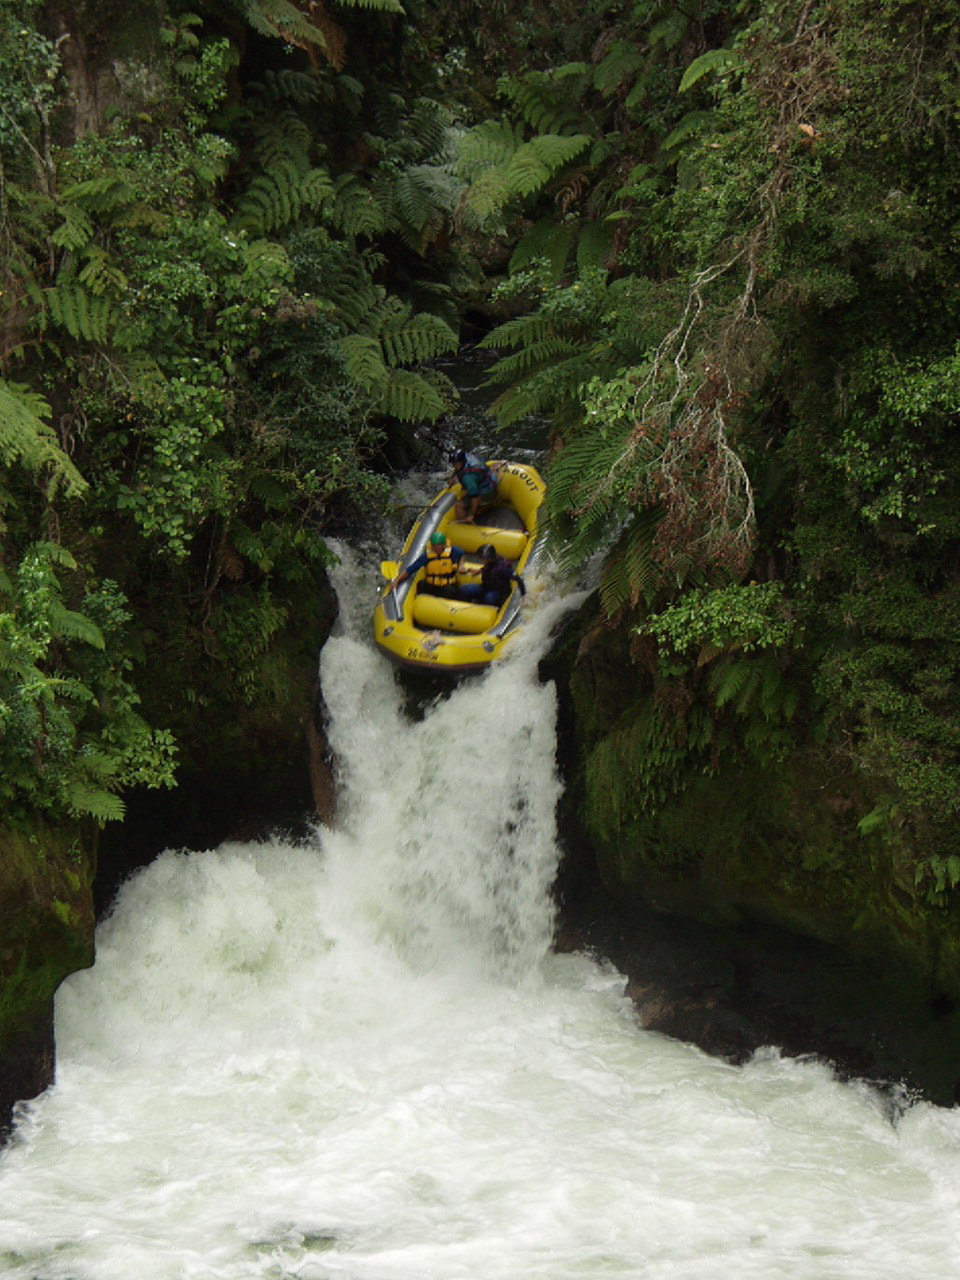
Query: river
1 503 960 1280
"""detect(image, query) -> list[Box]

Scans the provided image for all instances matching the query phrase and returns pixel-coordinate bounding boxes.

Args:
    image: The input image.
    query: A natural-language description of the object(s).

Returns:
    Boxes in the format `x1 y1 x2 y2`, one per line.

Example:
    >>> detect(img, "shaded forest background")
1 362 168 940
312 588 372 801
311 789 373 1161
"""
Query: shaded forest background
2 0 960 1094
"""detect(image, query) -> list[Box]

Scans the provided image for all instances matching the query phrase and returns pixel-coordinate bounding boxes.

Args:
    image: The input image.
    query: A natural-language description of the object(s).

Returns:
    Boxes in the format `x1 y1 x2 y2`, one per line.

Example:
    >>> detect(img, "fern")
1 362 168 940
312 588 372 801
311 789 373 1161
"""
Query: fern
506 134 591 197
59 176 136 213
662 110 716 153
407 97 453 160
457 120 525 180
254 68 323 106
576 219 614 272
593 42 645 96
48 603 105 650
679 48 744 94
708 657 755 710
43 285 115 343
51 204 93 252
380 369 448 422
233 162 333 235
381 311 458 367
330 277 383 332
331 172 390 237
510 219 576 281
238 0 331 49
479 311 556 350
500 68 586 134
338 333 389 390
621 506 665 608
251 111 315 170
65 782 126 823
392 165 463 250
484 337 581 380
0 379 87 495
649 10 689 50
77 247 129 297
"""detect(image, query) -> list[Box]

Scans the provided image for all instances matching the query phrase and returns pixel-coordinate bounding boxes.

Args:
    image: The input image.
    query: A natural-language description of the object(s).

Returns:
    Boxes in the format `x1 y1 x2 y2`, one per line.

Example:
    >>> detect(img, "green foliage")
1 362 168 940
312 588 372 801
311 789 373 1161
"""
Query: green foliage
233 162 334 235
0 548 177 825
459 124 591 226
0 0 471 836
0 380 86 496
329 262 458 422
678 48 744 94
640 582 795 654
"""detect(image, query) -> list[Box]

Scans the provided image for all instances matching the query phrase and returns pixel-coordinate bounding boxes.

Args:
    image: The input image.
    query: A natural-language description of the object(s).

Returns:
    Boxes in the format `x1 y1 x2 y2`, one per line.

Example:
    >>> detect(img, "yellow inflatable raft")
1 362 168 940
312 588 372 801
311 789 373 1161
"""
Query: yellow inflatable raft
373 460 546 675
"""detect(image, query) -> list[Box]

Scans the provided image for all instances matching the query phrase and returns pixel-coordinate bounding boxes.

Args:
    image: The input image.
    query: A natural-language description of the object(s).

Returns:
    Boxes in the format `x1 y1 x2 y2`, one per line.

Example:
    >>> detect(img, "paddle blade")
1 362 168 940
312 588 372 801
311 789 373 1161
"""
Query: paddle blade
380 560 398 579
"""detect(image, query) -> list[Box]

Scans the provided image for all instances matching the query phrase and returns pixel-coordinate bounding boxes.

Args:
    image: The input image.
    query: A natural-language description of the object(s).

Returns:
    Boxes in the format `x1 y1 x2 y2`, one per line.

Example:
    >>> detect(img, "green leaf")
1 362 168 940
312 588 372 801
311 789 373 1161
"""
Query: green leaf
679 48 743 94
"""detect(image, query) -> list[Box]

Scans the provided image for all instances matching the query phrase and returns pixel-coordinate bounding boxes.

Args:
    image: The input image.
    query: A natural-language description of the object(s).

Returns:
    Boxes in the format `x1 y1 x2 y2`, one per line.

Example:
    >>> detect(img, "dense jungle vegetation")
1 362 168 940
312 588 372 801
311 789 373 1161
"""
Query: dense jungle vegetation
2 0 960 1037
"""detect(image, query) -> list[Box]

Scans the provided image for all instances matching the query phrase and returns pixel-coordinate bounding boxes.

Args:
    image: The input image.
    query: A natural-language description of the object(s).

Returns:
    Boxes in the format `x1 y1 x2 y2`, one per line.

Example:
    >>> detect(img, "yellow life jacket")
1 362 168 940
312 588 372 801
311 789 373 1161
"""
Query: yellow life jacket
424 543 458 588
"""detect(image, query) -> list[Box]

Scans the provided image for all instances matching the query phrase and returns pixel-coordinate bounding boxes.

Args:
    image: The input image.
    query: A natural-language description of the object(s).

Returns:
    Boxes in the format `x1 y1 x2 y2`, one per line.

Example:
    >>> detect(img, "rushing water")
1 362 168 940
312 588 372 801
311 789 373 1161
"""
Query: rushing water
2 532 960 1280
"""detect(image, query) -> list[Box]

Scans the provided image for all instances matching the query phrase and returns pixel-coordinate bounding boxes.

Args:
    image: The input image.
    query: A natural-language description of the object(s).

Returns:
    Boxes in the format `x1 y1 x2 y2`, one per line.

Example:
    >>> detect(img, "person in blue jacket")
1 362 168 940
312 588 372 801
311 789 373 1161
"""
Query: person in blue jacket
449 450 498 523
460 543 526 607
387 531 467 599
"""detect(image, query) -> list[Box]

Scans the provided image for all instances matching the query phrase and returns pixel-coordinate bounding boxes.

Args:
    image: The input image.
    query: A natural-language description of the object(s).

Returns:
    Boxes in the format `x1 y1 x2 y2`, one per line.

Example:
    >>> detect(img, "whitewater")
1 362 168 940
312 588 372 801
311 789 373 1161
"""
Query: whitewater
1 530 960 1280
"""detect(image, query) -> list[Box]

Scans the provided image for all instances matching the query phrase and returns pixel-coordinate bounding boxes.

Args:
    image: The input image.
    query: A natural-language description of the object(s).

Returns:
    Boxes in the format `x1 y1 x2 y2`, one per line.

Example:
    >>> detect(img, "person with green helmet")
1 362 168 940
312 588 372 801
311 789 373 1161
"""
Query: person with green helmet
387 530 468 599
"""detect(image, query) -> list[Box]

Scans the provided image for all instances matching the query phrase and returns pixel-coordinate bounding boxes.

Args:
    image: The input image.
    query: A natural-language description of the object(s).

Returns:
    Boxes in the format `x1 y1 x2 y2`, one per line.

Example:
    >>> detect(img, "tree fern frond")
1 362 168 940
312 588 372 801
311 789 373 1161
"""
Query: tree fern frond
51 204 93 251
483 337 580 380
500 74 584 135
457 119 525 180
478 311 555 351
333 0 403 9
593 41 645 95
339 333 389 390
708 657 755 709
59 176 136 213
622 506 664 606
239 0 329 48
576 219 615 272
331 172 390 237
662 110 716 153
510 218 576 281
487 373 560 427
0 379 87 495
599 548 632 619
77 247 129 297
394 164 463 235
330 279 383 332
381 368 448 422
649 11 689 50
679 48 744 94
253 67 323 106
336 74 365 114
506 134 591 197
407 97 453 161
49 603 105 649
380 311 458 368
233 162 333 235
43 285 115 343
65 782 125 823
252 111 315 170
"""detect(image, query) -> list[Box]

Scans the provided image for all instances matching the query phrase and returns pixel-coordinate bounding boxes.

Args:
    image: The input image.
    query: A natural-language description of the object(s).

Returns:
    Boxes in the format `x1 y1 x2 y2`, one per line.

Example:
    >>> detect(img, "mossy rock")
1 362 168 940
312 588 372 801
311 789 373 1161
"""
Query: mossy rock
549 594 960 1006
0 821 96 1131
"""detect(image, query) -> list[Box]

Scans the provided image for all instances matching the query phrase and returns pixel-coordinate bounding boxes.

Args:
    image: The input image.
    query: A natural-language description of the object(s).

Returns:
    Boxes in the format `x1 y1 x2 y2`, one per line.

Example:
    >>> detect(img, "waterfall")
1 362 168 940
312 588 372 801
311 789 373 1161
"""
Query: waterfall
1 520 960 1280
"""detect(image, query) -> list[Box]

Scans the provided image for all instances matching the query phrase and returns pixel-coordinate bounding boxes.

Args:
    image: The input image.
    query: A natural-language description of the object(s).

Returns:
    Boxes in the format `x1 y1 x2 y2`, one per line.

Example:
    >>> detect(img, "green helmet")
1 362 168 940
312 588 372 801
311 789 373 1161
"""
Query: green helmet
429 531 447 546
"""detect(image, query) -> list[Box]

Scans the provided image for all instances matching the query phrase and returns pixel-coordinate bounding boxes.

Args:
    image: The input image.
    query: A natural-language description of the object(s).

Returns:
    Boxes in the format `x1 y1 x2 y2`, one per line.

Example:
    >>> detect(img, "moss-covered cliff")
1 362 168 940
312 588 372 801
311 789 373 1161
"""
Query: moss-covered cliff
549 594 960 1016
0 822 95 1133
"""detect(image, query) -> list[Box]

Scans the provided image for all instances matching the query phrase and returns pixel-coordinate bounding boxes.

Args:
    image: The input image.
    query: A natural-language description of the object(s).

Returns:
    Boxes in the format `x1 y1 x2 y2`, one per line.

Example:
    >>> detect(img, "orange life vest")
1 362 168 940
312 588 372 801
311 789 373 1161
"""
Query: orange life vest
424 543 458 588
